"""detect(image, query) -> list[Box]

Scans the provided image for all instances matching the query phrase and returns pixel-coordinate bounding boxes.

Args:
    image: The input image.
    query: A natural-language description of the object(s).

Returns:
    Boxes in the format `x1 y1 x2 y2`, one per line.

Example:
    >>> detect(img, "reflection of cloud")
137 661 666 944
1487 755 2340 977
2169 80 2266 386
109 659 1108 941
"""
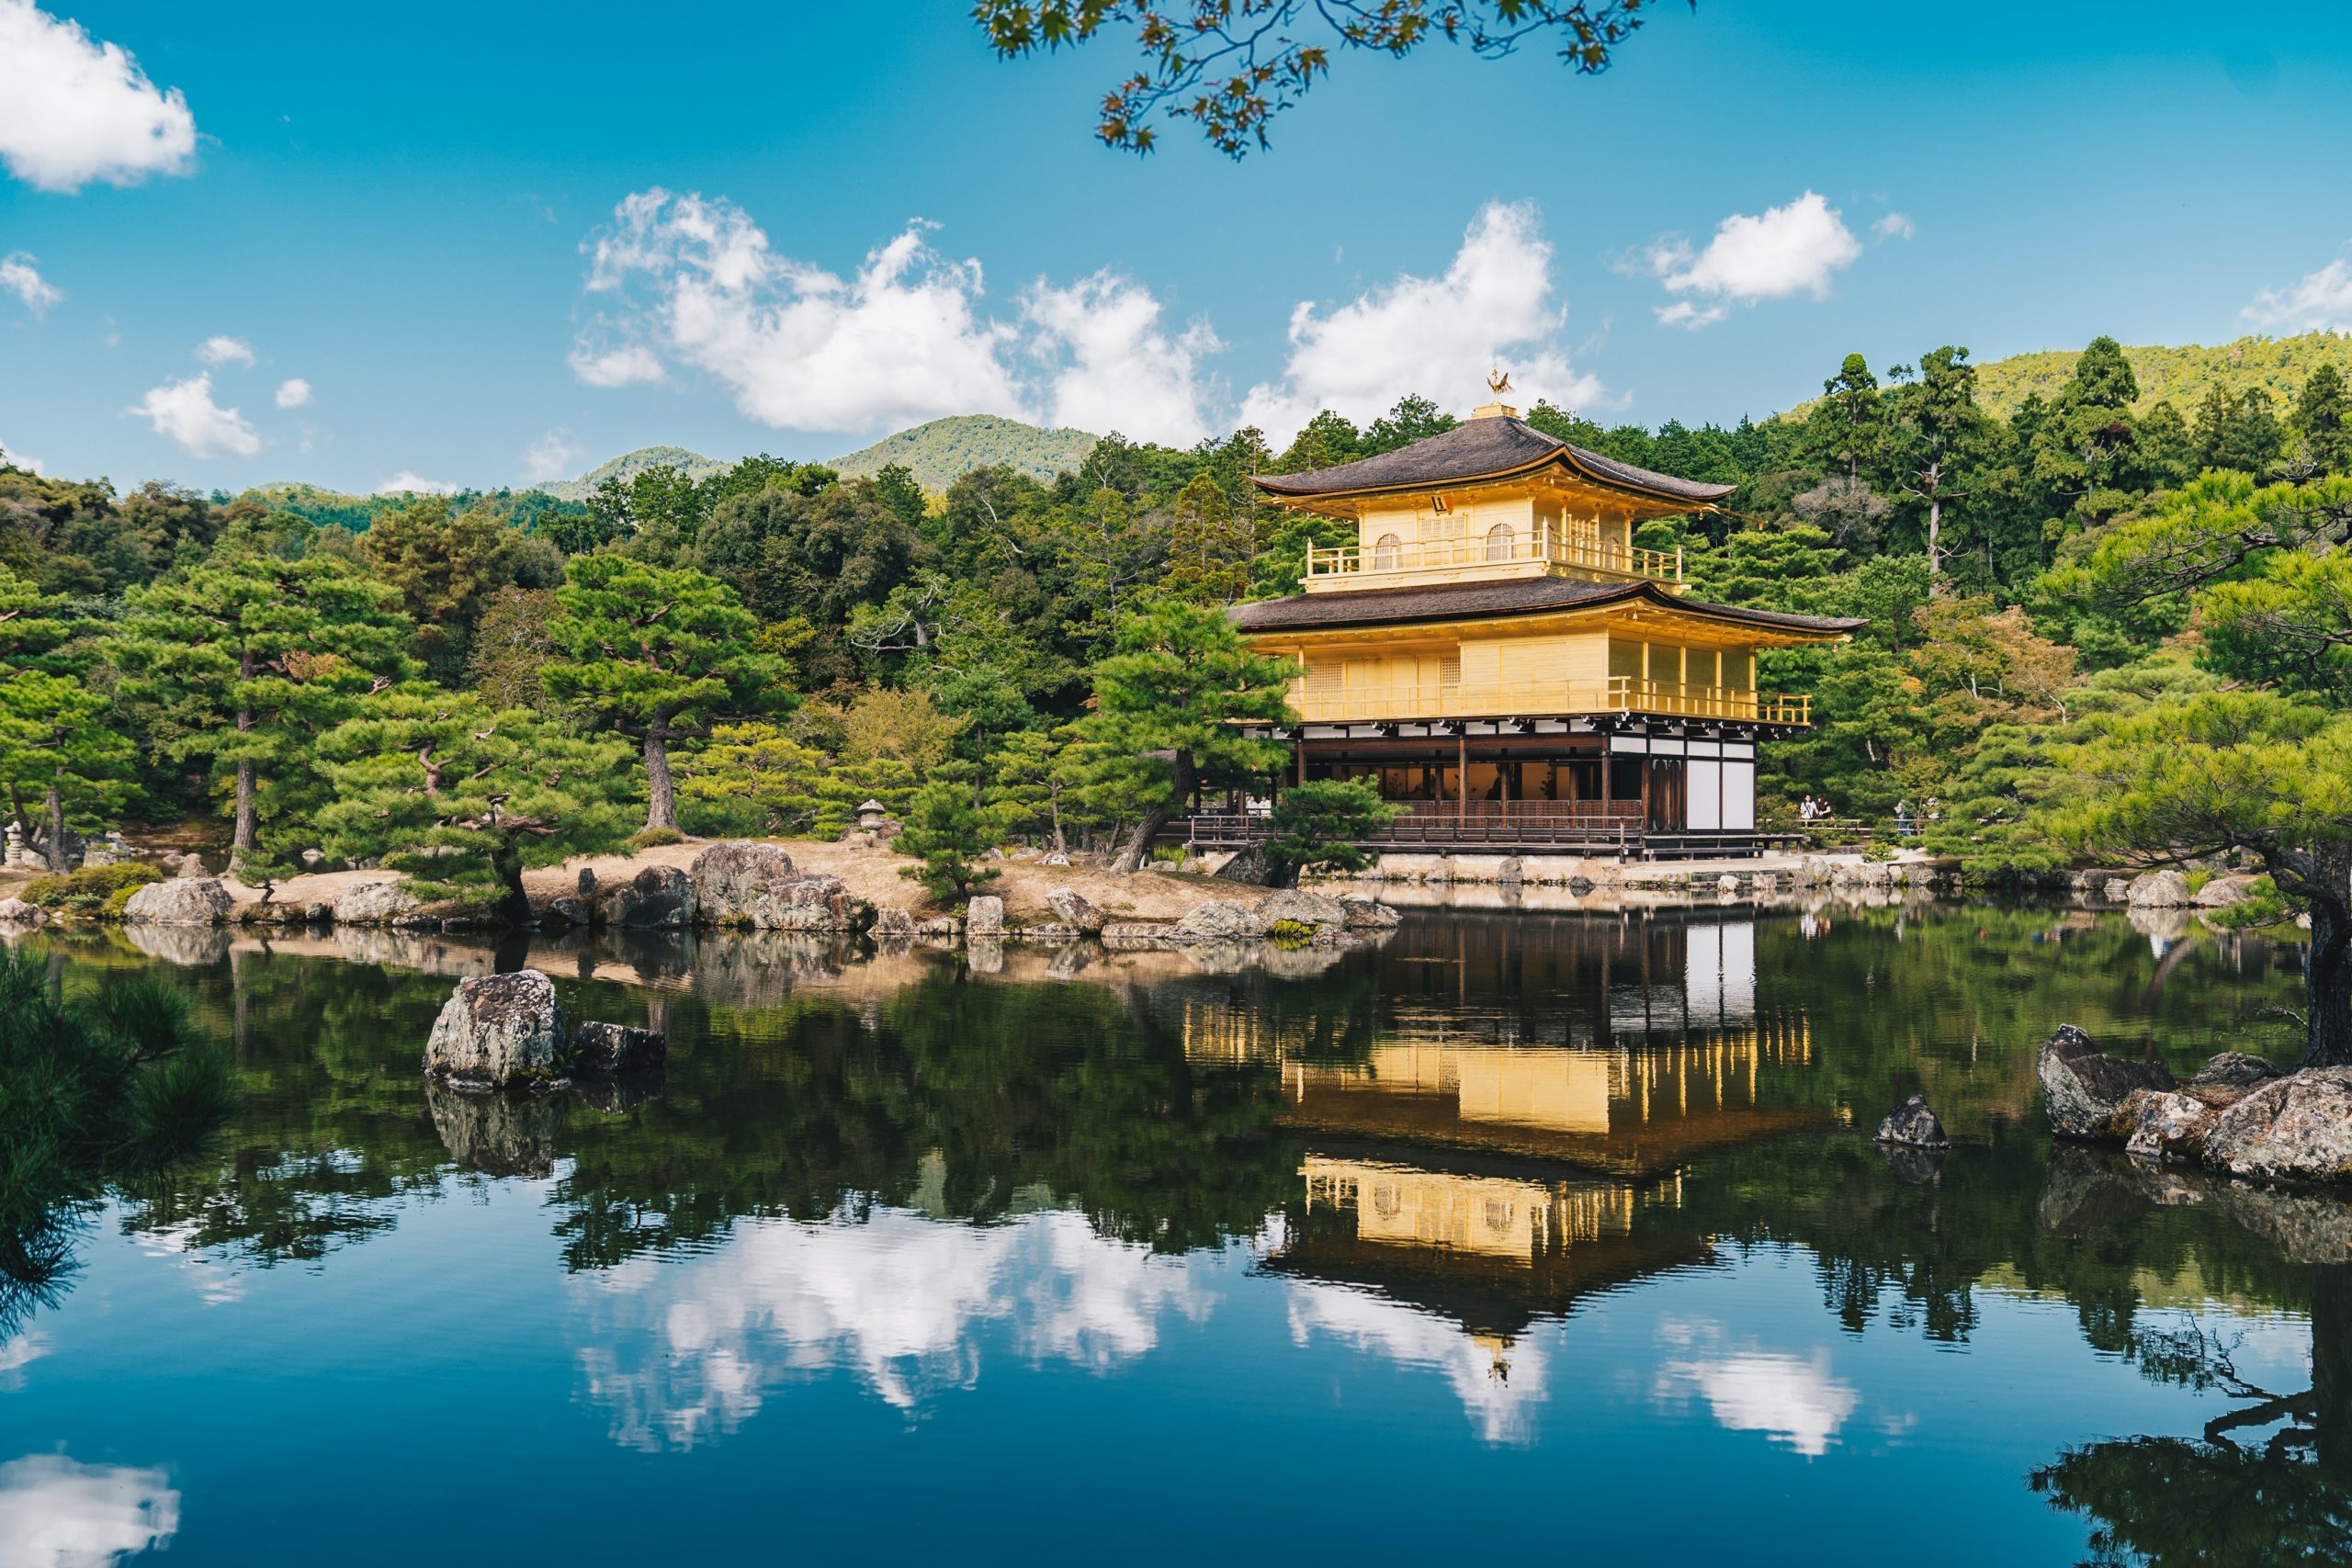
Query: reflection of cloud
1283 1282 1548 1445
0 1453 181 1567
0 1333 47 1388
572 1207 1217 1450
1653 1325 1858 1458
132 1217 245 1306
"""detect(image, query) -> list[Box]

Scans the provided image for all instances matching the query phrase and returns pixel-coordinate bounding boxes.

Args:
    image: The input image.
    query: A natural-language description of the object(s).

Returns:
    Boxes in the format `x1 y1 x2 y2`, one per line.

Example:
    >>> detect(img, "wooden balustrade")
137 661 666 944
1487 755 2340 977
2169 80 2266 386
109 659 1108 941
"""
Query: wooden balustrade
1305 534 1683 584
1285 675 1810 727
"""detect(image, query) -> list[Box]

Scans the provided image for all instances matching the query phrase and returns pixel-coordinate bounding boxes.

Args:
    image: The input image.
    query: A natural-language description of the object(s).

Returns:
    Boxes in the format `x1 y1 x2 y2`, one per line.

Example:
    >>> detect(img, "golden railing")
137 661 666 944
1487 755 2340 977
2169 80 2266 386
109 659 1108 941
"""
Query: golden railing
1288 675 1809 727
1306 534 1683 584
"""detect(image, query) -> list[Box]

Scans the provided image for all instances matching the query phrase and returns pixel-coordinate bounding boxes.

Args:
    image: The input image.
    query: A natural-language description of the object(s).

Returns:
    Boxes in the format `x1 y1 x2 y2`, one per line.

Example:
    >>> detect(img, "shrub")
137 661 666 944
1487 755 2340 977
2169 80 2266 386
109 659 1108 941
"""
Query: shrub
1265 918 1316 948
2207 874 2292 931
25 862 164 917
628 827 685 851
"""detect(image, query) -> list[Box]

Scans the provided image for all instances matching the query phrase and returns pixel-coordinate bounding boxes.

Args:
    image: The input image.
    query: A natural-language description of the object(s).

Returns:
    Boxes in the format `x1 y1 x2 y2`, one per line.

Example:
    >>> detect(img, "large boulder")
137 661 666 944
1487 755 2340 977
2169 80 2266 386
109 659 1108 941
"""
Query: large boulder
2124 1090 2223 1165
1172 900 1263 942
424 969 564 1087
1340 897 1403 931
966 895 1005 937
571 1020 667 1077
2202 1068 2352 1184
1045 888 1105 933
333 878 427 927
871 906 917 938
746 874 858 931
2190 1051 2285 1090
2194 876 2253 909
0 897 44 928
1260 888 1348 931
690 840 799 924
2038 1024 2177 1141
2125 870 2192 908
1875 1095 1951 1149
597 864 697 929
121 876 233 927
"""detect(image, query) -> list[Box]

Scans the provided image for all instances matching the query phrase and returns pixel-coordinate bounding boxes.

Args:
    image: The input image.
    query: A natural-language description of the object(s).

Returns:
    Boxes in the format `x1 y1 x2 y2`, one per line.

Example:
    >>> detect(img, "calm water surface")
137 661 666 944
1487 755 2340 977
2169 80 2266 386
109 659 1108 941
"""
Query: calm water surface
6 907 2345 1565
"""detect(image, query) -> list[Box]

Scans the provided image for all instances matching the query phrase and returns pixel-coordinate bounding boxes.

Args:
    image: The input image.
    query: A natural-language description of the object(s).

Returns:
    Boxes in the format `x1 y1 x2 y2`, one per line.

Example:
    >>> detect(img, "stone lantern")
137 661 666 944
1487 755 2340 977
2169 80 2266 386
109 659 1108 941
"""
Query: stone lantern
854 799 889 833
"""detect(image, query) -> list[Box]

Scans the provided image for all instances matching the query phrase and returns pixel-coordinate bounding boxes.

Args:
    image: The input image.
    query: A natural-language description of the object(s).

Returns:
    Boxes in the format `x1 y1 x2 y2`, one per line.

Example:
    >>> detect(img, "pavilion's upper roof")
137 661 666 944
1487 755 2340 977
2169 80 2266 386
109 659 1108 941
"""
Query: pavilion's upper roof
1251 416 1738 507
1229 575 1865 637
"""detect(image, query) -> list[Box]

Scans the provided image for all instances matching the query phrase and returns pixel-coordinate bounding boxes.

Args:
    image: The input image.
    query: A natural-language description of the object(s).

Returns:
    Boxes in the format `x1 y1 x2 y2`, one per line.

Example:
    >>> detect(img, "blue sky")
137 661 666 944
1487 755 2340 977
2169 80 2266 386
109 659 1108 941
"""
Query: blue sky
5 0 2352 495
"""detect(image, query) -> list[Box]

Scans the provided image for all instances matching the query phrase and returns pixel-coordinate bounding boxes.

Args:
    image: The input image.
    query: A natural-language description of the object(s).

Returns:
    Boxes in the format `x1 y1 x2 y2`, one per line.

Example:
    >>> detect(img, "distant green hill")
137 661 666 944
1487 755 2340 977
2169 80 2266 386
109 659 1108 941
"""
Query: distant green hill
234 482 410 530
829 414 1098 490
1969 332 2352 418
1781 332 2352 423
539 445 733 502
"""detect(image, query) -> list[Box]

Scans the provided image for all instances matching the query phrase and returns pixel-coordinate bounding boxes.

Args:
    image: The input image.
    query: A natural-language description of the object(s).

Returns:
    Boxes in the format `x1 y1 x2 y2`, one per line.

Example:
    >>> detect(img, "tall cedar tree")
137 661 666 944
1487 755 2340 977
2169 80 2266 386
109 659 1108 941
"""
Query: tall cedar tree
0 570 131 868
1081 599 1293 872
312 686 637 924
540 555 781 831
111 554 413 869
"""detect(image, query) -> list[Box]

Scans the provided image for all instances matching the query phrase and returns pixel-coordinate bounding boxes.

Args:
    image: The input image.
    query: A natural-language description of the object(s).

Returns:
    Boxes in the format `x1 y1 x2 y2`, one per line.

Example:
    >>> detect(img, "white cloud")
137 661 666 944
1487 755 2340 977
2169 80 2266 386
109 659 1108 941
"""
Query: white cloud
0 0 198 192
2245 252 2352 333
0 1452 182 1568
0 441 42 473
1022 272 1224 444
375 471 458 495
571 190 1231 443
567 341 665 389
1654 1349 1859 1457
125 373 260 458
274 377 311 409
194 333 254 368
0 253 62 316
1648 191 1862 328
1238 201 1607 441
1871 211 1916 242
1284 1280 1550 1445
523 428 582 483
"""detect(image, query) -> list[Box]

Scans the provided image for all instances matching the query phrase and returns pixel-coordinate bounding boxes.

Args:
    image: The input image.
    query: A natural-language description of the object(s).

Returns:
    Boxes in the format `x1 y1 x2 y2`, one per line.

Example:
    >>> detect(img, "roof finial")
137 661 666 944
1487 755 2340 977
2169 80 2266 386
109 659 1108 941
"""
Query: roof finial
1473 368 1518 421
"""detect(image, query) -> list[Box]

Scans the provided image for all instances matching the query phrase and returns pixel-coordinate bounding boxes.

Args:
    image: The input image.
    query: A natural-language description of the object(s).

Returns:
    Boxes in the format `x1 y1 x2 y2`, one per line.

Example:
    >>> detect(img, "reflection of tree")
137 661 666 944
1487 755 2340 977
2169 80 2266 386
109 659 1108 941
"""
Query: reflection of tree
2030 1269 2351 1567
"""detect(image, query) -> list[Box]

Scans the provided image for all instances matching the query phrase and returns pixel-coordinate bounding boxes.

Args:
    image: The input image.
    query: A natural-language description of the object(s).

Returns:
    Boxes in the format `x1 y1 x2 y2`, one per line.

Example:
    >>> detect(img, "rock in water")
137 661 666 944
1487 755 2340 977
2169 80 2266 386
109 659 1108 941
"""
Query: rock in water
745 874 857 931
690 840 799 924
426 1079 559 1177
966 895 1005 937
539 896 590 929
334 878 427 927
2126 870 2192 908
871 906 917 938
2190 1051 2286 1089
2125 1090 2223 1165
1173 900 1263 942
424 970 564 1086
570 1020 667 1077
1876 1095 1951 1148
2202 1067 2352 1184
121 876 234 926
1045 888 1105 933
2039 1024 2177 1141
597 864 697 929
1340 897 1404 930
0 897 44 928
1260 888 1348 931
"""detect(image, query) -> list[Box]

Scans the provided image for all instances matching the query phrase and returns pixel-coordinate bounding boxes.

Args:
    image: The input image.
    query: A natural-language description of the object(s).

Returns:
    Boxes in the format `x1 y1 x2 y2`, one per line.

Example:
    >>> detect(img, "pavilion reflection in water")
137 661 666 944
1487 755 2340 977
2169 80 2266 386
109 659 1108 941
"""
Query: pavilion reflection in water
1192 913 1828 1384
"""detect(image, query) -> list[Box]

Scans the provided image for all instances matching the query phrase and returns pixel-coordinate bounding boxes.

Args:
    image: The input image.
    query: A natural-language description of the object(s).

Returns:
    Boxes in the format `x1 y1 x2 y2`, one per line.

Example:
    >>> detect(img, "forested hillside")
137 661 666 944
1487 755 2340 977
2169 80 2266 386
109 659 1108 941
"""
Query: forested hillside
6 333 2350 1043
829 414 1100 489
539 445 733 502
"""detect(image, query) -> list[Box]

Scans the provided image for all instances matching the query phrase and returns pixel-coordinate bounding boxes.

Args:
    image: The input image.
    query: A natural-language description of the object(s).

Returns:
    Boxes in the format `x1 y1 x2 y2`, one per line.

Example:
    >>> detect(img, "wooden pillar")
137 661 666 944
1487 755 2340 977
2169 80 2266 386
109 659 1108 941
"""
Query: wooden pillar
1295 735 1306 786
1456 731 1468 827
1639 755 1653 829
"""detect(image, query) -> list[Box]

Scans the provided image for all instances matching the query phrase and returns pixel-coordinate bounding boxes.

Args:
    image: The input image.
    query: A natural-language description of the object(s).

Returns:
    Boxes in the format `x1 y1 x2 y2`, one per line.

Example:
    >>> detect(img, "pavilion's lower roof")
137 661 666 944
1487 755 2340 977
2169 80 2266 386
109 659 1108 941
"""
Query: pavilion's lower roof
1229 576 1866 637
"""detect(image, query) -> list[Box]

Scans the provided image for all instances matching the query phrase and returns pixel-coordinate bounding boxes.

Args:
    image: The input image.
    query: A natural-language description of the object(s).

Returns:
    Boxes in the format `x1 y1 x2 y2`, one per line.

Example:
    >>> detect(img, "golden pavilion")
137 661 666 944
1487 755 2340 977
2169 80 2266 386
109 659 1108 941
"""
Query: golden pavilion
1228 378 1862 851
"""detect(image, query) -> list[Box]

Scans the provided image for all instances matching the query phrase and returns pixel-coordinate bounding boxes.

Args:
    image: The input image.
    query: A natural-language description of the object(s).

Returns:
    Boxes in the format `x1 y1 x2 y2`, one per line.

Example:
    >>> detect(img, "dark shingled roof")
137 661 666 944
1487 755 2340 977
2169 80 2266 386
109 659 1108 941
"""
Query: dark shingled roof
1228 576 1866 636
1252 417 1737 505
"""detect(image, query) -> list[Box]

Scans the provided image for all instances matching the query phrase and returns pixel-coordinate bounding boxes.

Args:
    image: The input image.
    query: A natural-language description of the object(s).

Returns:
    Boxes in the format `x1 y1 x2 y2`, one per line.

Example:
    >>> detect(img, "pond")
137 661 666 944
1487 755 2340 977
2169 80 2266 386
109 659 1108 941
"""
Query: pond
3 907 2344 1566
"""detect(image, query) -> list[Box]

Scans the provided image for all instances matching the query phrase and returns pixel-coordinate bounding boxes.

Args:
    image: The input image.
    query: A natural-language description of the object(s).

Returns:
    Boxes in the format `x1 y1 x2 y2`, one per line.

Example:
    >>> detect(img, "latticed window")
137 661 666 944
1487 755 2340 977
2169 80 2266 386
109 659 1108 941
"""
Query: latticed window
1372 533 1402 570
1485 523 1513 561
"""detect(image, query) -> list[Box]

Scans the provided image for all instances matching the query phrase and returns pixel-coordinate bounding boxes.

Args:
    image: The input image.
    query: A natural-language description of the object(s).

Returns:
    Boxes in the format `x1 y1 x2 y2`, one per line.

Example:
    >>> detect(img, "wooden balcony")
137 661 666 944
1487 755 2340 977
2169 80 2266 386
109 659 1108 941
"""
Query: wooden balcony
1305 533 1684 586
1288 676 1810 728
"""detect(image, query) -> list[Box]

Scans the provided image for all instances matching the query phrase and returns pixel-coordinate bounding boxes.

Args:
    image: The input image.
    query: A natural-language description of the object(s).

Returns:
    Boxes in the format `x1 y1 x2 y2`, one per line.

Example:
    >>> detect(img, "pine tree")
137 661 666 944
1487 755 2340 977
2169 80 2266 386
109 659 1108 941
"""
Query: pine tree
0 570 131 869
895 767 1011 901
1262 780 1399 887
110 553 413 871
1161 471 1252 604
311 686 637 924
2295 363 2352 476
540 555 781 831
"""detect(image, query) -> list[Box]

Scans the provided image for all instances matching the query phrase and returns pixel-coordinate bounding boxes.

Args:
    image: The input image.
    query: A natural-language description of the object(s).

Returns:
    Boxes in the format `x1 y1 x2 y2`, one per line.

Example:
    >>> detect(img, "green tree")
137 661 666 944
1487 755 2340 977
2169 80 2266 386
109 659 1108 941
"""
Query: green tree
1803 353 1883 484
312 687 638 924
673 721 825 838
0 570 130 869
896 768 1010 901
360 497 553 682
1080 598 1294 871
540 555 781 831
1885 346 1994 594
1261 779 1399 886
975 0 1662 156
2296 363 2352 477
111 554 413 870
1162 471 1253 604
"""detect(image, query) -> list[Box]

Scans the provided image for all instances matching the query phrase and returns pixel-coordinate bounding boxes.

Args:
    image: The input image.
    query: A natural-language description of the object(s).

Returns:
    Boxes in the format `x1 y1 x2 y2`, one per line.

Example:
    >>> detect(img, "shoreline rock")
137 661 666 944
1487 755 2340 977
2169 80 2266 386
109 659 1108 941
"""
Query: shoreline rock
1875 1095 1951 1149
2039 1025 2350 1188
122 875 234 927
